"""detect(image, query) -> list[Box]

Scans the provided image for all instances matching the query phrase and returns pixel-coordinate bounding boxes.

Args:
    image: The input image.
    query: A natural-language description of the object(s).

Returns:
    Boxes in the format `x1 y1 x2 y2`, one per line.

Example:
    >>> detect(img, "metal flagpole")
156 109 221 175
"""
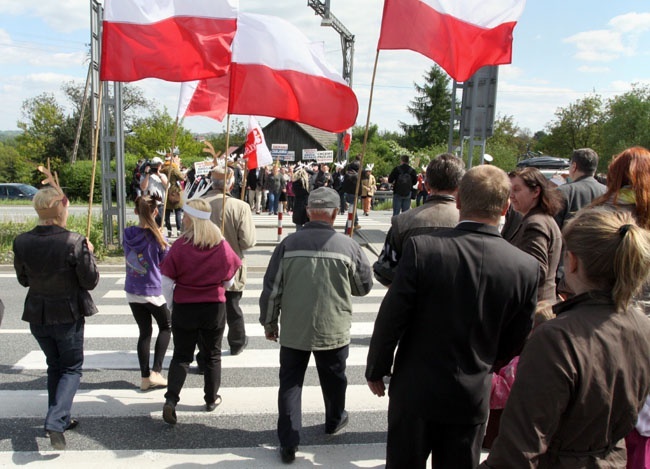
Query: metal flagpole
86 82 104 239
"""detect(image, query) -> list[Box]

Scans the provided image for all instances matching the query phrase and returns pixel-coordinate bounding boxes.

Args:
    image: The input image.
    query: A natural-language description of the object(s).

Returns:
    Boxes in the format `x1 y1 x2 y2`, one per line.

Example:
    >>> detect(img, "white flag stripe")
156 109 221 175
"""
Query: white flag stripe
177 80 200 119
0 445 395 468
104 0 238 23
13 347 371 370
423 0 526 28
0 385 386 419
233 14 345 85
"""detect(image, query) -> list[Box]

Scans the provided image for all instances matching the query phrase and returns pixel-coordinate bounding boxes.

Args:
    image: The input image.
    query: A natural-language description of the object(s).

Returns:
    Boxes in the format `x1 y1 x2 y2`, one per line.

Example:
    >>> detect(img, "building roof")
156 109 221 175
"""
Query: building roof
294 122 338 149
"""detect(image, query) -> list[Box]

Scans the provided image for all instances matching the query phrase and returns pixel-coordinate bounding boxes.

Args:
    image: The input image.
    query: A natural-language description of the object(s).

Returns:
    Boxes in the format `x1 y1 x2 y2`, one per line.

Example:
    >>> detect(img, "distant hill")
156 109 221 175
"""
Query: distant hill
0 130 20 142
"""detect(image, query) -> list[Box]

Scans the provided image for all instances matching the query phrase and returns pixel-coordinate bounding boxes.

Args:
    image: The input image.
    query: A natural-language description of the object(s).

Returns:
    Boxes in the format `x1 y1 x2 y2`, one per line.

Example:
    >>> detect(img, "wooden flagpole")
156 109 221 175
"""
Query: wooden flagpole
86 83 104 239
161 116 180 224
221 115 231 234
349 49 380 237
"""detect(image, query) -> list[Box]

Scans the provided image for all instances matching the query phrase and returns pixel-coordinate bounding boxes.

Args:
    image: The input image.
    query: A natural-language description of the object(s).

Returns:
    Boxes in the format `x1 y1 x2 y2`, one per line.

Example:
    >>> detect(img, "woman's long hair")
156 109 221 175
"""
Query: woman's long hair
134 195 168 249
508 167 563 216
563 208 650 312
182 199 222 249
592 146 650 229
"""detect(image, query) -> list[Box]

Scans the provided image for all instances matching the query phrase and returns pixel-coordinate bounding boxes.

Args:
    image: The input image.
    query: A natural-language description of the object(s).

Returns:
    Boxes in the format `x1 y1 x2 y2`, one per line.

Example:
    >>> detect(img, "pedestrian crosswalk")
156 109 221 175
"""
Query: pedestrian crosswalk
0 267 489 467
0 269 395 467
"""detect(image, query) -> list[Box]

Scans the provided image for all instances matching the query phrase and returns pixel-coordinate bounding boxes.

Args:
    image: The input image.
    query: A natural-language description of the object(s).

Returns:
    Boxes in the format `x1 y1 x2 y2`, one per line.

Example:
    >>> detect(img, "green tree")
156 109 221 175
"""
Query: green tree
16 93 66 164
399 66 452 149
600 84 650 168
485 114 533 170
542 95 604 159
126 109 204 163
0 142 33 182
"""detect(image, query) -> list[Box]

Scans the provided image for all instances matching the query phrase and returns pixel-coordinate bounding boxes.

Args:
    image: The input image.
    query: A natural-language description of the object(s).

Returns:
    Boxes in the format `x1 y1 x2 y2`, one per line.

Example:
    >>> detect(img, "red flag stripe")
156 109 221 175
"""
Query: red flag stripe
229 63 358 134
100 17 236 82
378 0 521 82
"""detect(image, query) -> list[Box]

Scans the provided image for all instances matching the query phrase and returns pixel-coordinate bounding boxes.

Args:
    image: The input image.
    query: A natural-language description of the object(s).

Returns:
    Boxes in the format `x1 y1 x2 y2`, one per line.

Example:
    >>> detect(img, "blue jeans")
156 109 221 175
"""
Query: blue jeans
392 194 412 216
268 191 280 215
30 318 85 433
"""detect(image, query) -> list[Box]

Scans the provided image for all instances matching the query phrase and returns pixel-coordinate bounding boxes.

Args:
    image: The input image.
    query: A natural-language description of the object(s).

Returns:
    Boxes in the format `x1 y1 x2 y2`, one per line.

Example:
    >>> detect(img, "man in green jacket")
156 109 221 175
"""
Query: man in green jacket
260 186 373 464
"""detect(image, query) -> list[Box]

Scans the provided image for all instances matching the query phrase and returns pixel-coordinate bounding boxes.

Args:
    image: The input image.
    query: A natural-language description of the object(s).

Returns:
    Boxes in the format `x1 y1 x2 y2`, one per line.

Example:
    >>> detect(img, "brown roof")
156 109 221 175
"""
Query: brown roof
294 122 338 149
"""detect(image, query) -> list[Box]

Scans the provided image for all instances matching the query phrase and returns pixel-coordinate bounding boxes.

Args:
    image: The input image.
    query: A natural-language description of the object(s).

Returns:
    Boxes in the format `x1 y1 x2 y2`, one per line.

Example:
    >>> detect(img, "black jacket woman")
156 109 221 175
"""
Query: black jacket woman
13 182 99 451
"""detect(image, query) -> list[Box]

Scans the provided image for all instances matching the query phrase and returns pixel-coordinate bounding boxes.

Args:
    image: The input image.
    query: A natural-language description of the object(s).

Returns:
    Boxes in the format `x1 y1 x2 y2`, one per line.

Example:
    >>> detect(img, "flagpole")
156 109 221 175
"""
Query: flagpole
221 114 231 234
349 49 380 238
86 82 104 239
240 161 248 201
162 115 180 225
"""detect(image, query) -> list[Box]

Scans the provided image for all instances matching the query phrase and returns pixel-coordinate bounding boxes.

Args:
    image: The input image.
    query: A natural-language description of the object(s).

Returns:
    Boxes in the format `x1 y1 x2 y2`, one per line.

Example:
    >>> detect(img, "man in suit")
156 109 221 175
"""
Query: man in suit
554 148 606 229
553 148 606 295
365 165 539 469
247 166 266 214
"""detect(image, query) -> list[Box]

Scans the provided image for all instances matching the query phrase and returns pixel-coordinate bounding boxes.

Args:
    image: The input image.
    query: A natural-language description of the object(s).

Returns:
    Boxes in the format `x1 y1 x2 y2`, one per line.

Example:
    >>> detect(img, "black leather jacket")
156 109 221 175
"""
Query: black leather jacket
13 225 99 325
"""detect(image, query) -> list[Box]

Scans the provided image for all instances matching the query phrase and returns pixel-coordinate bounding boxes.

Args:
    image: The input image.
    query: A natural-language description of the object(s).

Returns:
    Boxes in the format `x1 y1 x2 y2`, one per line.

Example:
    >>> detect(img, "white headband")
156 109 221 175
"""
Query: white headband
183 204 211 220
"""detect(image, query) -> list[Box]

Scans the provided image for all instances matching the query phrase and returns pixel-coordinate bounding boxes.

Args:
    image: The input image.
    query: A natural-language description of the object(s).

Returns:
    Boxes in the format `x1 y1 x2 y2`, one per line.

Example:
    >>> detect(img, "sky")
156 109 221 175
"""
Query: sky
0 0 649 139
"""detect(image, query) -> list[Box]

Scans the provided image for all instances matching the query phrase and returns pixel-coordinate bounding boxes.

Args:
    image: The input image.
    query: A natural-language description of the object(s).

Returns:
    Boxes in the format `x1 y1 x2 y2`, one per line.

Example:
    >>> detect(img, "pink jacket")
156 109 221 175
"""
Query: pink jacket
490 356 519 409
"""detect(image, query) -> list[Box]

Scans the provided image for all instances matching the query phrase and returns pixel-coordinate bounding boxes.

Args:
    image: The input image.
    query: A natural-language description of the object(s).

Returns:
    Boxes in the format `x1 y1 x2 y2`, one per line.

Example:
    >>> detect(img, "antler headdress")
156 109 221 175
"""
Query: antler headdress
35 163 67 219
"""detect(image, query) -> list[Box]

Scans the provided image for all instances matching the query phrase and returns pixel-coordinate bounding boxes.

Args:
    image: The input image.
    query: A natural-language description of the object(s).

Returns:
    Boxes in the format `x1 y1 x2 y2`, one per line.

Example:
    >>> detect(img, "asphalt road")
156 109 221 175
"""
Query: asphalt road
0 208 412 467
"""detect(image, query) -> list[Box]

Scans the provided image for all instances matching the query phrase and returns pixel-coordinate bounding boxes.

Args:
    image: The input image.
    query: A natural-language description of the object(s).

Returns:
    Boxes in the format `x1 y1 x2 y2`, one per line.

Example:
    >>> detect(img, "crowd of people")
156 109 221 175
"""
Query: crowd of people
11 145 650 468
132 152 421 236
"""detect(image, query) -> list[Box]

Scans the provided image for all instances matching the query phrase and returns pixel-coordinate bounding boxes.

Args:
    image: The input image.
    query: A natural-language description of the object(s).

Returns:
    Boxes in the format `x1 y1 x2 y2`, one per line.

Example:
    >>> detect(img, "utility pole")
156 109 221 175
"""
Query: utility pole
307 0 355 162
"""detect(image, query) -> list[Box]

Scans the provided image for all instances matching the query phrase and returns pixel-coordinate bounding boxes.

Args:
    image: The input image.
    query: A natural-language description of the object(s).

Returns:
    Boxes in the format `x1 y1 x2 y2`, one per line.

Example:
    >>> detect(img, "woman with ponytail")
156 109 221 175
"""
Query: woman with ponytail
482 208 650 468
123 195 171 391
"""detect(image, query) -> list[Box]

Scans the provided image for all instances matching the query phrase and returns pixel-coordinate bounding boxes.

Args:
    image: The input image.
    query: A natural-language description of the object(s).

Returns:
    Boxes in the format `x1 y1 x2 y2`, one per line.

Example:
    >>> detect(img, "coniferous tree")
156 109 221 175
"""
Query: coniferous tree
399 66 452 149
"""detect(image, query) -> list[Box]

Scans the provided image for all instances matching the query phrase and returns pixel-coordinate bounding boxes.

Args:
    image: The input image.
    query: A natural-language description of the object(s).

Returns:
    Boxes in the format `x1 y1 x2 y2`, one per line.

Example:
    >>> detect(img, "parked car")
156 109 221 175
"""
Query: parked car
0 183 39 200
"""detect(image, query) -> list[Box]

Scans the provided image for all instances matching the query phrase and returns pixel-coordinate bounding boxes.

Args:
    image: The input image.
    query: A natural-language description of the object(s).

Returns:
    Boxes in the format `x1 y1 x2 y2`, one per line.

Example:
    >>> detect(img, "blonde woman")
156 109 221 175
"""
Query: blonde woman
483 208 650 468
361 166 376 215
160 199 241 424
13 183 99 450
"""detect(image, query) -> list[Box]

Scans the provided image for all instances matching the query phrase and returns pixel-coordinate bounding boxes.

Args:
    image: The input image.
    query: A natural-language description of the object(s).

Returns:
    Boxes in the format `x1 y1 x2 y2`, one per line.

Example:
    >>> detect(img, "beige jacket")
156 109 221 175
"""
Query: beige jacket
203 191 256 291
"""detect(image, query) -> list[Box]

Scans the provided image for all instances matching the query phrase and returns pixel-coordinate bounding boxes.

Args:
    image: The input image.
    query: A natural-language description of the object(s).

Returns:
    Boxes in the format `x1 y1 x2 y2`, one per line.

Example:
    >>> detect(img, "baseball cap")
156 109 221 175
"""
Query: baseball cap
307 187 339 209
151 156 164 165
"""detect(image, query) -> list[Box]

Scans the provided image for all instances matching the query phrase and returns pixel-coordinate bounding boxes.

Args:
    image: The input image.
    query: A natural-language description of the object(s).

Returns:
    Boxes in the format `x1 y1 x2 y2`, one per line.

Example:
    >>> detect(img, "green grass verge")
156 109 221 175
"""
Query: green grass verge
0 215 115 264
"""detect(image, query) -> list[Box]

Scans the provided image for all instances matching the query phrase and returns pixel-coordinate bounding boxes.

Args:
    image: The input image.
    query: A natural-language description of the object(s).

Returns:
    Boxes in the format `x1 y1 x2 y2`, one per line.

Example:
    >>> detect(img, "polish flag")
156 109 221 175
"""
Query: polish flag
244 116 273 170
177 79 229 122
100 0 238 82
177 13 358 133
378 0 526 82
343 128 352 152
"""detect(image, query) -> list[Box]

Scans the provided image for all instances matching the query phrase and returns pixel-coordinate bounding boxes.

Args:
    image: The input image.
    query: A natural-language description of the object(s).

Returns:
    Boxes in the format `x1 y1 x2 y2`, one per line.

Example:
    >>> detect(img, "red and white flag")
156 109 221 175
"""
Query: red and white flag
343 128 352 152
177 79 229 122
100 0 238 82
244 116 273 170
178 13 358 133
378 0 526 82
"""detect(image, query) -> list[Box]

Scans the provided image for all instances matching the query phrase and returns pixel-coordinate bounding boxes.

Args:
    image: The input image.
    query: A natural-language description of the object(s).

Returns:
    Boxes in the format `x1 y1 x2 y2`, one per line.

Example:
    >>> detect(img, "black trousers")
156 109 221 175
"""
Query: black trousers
225 291 246 350
277 345 348 448
164 302 225 406
128 302 171 377
386 406 486 469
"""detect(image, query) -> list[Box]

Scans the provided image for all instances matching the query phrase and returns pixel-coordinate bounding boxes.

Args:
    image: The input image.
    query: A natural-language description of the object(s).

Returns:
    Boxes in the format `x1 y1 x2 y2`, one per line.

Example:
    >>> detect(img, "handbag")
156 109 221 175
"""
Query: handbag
168 189 181 205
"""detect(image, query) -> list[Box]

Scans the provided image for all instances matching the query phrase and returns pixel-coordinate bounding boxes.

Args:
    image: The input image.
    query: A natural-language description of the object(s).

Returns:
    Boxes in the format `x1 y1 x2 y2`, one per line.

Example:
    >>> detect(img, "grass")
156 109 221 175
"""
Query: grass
0 215 114 264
